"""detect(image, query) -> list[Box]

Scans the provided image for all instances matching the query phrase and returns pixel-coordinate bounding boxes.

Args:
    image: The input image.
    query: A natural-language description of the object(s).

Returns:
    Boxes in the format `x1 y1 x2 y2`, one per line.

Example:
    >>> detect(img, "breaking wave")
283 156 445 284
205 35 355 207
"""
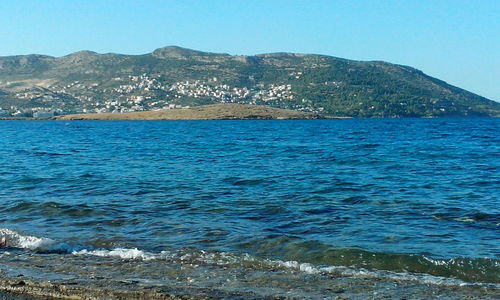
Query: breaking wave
71 246 500 286
0 228 55 250
1 227 498 286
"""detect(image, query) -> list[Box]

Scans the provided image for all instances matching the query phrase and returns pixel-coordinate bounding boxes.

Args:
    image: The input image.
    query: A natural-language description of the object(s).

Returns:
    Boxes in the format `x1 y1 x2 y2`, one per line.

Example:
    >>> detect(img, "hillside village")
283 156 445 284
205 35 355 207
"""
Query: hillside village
0 73 324 118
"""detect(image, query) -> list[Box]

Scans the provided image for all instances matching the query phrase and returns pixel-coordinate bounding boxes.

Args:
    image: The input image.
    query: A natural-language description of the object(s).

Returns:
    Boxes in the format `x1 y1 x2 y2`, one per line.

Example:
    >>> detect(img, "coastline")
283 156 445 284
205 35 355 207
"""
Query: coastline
51 104 341 121
0 273 498 300
1 104 340 121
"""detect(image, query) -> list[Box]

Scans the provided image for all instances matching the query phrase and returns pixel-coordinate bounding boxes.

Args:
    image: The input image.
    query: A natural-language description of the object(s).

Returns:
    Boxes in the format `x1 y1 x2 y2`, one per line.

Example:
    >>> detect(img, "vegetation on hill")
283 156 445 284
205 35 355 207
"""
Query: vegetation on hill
0 46 498 118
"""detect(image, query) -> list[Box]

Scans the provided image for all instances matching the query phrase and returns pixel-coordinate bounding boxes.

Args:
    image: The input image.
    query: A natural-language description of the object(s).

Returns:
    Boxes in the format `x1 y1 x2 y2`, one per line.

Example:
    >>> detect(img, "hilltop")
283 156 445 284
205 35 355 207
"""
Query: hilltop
1 46 499 118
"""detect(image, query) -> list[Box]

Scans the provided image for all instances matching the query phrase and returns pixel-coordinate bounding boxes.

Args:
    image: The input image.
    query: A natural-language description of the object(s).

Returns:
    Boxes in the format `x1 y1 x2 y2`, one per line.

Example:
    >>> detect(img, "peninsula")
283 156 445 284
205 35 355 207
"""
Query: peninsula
54 104 328 120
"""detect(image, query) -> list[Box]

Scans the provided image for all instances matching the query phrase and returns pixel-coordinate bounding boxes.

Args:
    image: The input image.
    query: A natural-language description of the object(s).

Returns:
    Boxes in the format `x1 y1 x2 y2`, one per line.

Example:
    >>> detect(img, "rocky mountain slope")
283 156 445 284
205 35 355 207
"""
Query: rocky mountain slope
0 46 498 118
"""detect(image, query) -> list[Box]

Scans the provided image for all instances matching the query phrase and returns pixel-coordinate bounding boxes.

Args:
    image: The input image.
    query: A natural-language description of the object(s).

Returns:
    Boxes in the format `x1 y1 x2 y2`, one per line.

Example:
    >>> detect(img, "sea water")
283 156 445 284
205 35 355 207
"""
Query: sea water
0 119 498 297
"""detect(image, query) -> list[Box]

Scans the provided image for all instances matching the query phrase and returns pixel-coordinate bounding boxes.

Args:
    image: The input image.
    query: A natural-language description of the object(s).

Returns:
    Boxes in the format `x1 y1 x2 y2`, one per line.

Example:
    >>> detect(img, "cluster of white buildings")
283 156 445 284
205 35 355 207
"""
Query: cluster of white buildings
1 72 327 116
50 81 91 95
112 74 162 94
169 80 251 102
255 84 293 102
0 107 58 118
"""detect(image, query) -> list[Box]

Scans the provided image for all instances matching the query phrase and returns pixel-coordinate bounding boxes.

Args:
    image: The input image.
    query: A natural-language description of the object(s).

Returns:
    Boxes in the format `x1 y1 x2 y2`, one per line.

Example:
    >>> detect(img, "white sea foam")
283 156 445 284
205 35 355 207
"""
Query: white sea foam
2 232 491 289
72 248 162 260
0 251 11 258
0 228 55 250
265 258 490 287
454 217 475 223
188 251 497 287
67 246 498 287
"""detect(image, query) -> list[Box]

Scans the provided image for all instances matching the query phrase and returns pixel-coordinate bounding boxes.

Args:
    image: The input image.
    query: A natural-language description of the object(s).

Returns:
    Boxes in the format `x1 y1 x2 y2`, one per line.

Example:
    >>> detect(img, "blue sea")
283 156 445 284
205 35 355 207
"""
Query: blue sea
0 119 498 298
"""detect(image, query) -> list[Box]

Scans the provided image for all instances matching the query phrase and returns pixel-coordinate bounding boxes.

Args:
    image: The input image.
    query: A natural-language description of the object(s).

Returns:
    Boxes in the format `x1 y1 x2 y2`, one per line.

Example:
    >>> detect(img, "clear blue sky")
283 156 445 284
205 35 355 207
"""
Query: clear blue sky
1 0 499 101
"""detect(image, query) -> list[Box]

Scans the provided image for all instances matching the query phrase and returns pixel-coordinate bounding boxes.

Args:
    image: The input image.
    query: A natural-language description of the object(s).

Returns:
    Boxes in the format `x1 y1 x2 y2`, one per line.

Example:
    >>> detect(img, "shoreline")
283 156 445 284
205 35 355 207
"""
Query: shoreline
52 104 333 121
0 278 290 300
0 271 498 300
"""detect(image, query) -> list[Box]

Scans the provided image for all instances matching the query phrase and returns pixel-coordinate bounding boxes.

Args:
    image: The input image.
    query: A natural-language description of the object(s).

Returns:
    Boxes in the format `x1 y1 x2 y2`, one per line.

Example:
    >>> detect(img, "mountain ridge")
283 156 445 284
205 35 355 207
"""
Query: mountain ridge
0 46 498 118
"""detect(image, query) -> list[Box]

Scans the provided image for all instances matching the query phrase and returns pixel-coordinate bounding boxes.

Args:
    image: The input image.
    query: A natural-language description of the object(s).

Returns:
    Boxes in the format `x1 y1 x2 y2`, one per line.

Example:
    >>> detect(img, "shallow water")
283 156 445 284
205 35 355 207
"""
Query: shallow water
0 119 498 296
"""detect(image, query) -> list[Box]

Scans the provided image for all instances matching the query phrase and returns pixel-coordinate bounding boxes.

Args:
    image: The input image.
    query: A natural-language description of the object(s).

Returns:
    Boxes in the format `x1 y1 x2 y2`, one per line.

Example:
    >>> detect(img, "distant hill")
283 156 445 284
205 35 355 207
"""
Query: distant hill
54 104 327 120
1 46 499 118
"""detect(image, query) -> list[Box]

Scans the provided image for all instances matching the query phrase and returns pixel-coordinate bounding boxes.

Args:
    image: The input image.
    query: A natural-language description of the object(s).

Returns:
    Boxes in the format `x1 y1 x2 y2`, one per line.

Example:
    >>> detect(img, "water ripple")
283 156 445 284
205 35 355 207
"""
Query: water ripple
0 118 498 283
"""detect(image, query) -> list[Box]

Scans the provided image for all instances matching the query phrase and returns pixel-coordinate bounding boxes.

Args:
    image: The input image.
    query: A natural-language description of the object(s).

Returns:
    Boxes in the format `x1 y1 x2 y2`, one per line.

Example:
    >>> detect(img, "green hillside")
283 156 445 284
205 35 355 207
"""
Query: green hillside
0 46 498 118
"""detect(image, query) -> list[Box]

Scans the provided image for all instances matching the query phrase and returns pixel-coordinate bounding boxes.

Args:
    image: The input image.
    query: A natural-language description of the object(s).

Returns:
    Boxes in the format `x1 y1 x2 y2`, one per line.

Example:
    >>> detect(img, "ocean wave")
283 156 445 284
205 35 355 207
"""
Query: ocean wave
68 246 500 287
0 228 55 250
1 228 498 286
72 248 162 260
269 260 474 287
